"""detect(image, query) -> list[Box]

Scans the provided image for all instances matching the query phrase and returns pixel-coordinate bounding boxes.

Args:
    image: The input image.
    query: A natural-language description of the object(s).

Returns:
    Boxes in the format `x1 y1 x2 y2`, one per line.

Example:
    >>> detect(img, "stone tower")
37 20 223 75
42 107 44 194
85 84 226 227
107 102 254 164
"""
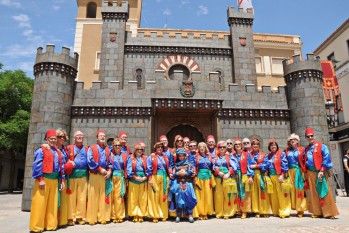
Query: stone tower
99 0 129 88
227 7 257 86
22 45 78 211
283 54 329 146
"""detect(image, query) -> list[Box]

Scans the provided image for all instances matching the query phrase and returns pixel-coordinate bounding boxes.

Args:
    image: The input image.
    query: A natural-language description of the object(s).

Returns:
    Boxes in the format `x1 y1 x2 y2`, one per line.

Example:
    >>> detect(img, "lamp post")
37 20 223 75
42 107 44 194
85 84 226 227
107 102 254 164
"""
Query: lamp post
325 101 337 128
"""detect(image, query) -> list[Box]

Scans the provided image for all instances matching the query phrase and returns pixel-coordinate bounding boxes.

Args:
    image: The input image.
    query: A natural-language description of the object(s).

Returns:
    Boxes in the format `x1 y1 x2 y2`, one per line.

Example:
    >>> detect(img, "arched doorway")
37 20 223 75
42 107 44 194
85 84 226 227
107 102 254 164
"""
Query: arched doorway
166 124 204 148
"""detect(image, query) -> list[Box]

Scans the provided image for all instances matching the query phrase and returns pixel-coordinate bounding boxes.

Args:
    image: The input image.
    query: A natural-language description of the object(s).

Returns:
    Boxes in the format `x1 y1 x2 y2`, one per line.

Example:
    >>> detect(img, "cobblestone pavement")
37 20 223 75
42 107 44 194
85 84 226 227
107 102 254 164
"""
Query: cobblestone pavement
1 192 348 233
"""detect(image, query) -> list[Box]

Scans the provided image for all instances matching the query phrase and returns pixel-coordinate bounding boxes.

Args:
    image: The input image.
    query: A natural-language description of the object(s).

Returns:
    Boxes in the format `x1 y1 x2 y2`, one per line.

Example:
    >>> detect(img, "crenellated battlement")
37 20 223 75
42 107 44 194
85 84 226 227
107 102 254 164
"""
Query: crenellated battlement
283 53 322 84
101 0 129 21
34 45 79 77
227 6 254 27
102 0 129 12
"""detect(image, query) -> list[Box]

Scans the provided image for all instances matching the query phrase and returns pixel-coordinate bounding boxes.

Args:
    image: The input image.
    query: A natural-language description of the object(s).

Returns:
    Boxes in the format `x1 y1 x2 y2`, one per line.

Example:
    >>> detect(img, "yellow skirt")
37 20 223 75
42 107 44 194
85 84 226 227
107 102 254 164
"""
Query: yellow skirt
251 170 270 214
147 174 169 219
288 168 307 212
193 178 214 217
269 175 291 217
127 181 147 217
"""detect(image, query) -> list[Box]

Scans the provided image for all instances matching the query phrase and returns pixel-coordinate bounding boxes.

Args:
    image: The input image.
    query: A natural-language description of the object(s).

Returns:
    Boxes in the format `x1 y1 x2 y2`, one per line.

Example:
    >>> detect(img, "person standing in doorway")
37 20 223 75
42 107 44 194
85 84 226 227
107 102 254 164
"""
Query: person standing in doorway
343 148 349 197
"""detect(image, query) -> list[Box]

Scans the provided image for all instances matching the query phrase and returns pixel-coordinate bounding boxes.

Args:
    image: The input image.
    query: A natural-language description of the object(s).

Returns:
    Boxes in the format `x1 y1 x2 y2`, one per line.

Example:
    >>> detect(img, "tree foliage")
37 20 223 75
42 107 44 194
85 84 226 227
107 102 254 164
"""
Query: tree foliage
0 68 34 151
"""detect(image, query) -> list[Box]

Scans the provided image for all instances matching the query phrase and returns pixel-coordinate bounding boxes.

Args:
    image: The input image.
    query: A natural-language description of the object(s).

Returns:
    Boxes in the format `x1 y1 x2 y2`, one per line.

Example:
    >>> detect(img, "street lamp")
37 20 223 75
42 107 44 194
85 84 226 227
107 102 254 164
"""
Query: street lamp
325 101 337 128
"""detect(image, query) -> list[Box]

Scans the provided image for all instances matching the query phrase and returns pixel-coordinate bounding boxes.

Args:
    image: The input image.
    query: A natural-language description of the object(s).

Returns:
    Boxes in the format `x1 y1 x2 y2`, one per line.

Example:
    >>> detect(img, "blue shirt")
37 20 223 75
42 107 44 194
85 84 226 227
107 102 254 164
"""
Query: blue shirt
32 147 66 179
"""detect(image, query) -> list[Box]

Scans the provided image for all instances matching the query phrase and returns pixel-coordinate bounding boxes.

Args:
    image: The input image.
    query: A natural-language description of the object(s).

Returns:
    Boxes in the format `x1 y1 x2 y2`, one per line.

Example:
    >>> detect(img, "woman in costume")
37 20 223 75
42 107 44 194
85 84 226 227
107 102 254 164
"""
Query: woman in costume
126 142 148 222
249 138 271 218
212 141 238 219
285 133 307 217
232 138 254 219
193 142 215 220
146 142 172 222
56 128 73 227
110 138 128 223
169 148 197 223
267 139 291 218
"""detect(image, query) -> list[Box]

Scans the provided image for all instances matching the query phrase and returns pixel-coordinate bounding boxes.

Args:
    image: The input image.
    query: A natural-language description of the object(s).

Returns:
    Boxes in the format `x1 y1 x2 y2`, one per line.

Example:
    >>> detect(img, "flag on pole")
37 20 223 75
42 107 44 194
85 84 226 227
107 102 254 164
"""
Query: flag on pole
238 0 253 12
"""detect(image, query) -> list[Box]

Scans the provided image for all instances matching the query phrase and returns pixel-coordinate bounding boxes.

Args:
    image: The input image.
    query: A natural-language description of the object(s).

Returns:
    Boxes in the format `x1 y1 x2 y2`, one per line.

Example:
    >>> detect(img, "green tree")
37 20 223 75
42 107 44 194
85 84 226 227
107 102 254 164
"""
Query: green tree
0 67 33 192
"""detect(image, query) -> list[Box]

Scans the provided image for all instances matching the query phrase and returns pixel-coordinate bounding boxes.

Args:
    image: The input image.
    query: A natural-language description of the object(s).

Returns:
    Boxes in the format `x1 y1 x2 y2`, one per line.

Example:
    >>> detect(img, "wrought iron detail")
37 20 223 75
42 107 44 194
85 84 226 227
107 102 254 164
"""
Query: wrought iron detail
71 106 152 116
125 45 232 56
218 108 290 120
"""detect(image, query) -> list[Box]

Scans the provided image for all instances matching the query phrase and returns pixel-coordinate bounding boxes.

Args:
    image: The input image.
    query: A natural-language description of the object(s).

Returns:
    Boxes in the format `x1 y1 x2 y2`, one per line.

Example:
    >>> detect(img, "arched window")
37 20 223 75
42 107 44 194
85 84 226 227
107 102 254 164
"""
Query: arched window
168 65 190 80
86 2 97 18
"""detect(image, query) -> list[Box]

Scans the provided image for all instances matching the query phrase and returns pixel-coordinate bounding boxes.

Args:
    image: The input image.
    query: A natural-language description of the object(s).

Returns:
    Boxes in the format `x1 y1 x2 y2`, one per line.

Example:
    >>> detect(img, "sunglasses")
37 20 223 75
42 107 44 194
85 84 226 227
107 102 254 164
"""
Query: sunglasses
227 142 233 145
243 142 250 144
252 143 260 145
176 140 183 142
235 143 242 145
218 146 226 149
113 144 121 147
189 145 197 147
156 146 163 149
57 136 65 139
306 135 314 138
136 149 144 151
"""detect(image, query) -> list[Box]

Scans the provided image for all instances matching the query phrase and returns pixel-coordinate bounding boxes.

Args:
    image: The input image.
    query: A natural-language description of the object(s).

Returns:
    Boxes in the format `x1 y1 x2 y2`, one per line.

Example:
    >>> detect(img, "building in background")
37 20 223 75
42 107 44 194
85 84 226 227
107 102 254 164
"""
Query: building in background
314 19 349 191
22 0 331 210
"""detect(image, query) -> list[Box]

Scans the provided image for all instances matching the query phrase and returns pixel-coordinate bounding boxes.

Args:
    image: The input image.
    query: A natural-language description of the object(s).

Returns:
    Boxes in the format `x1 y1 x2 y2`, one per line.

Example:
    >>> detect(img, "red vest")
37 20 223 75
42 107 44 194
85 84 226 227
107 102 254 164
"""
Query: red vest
269 150 283 175
150 153 169 175
110 151 128 178
42 146 63 174
90 144 110 169
239 151 249 174
285 146 306 172
131 154 147 173
305 142 323 170
195 153 212 175
257 151 266 164
67 144 88 161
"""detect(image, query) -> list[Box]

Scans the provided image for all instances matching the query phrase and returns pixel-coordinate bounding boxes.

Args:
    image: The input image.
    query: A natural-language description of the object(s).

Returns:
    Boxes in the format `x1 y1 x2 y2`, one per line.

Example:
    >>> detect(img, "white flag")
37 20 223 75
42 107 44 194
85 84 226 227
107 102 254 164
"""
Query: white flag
238 0 253 12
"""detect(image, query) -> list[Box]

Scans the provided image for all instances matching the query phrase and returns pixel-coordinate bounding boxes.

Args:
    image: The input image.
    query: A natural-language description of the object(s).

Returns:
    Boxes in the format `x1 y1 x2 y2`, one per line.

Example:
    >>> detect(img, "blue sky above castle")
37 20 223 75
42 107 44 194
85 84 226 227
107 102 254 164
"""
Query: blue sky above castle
0 0 348 77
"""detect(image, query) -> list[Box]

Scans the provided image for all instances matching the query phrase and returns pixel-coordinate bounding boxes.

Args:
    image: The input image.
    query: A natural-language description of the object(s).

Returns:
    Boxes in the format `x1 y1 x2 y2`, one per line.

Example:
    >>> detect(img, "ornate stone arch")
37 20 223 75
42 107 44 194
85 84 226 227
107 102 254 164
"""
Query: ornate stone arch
156 55 201 80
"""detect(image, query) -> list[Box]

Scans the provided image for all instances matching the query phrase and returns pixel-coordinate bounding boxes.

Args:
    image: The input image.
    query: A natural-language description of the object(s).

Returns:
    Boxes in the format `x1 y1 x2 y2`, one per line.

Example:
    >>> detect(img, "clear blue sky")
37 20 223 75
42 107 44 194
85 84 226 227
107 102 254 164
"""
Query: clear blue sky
0 0 348 78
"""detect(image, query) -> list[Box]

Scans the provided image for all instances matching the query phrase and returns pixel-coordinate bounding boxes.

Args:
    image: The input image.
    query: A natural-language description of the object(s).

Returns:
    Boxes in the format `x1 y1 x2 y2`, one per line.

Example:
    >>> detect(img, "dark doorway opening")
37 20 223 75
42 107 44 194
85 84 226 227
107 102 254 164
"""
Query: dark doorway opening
166 124 204 148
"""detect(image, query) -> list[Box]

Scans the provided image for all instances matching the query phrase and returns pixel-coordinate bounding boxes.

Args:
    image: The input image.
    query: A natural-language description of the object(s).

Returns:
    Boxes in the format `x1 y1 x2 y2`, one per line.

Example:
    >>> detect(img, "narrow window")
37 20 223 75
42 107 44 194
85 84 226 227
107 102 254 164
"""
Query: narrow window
86 2 97 18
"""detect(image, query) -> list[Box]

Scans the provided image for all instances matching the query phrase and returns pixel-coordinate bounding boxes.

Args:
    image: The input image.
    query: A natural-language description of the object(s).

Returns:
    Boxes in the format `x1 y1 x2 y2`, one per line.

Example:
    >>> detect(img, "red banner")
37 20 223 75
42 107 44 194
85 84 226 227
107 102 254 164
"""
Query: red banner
321 61 343 112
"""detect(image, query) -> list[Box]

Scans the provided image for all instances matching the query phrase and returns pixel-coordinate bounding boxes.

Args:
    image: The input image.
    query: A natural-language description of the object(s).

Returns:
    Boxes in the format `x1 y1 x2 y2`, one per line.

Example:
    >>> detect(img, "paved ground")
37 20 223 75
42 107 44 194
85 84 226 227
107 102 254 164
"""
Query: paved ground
1 191 349 233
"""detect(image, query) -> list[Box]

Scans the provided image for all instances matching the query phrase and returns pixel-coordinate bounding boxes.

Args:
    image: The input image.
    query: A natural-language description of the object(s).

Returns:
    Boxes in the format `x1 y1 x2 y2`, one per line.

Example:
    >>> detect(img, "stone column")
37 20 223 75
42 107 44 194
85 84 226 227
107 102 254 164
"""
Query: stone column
227 7 256 86
22 45 78 211
99 1 129 88
283 54 328 145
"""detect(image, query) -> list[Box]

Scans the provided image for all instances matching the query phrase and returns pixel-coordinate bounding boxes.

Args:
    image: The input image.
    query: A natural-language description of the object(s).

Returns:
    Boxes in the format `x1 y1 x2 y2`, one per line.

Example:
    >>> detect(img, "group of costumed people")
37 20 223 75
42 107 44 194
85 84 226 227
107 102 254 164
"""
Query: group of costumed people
29 127 340 232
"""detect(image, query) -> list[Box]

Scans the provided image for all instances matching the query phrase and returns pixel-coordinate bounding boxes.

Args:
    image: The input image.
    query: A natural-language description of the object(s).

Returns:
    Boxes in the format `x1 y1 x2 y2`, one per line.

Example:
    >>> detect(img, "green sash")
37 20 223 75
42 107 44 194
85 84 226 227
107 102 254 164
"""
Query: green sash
219 166 229 174
43 172 59 179
113 170 125 198
294 166 305 190
157 169 167 195
269 169 277 176
237 170 245 200
197 168 212 180
316 176 329 199
70 169 88 179
130 171 146 185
